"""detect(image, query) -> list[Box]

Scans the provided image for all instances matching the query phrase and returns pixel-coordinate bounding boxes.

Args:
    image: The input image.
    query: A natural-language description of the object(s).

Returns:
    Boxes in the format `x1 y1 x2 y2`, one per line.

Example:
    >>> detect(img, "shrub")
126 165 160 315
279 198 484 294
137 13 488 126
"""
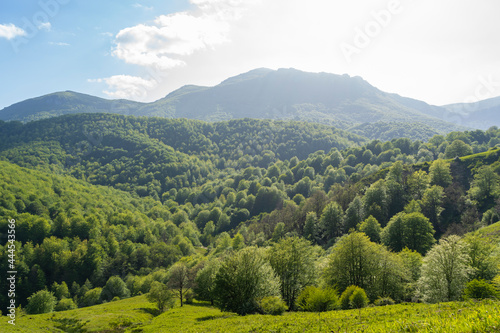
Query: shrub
296 286 339 312
349 287 369 309
259 296 288 315
80 288 102 307
463 279 499 300
184 289 195 305
101 276 130 302
340 285 358 310
26 290 57 314
374 297 395 306
493 275 500 292
296 286 314 311
52 281 70 300
55 298 77 312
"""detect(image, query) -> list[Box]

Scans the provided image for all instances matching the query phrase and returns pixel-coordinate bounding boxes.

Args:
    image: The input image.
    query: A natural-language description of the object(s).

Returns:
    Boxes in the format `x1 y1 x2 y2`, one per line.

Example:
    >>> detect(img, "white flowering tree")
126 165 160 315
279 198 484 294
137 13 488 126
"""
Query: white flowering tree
417 235 472 303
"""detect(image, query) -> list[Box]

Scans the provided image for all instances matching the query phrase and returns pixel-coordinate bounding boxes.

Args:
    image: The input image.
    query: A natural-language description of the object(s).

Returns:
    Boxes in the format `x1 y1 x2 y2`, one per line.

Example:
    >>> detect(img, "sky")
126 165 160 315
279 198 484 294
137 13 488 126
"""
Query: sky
1 0 500 110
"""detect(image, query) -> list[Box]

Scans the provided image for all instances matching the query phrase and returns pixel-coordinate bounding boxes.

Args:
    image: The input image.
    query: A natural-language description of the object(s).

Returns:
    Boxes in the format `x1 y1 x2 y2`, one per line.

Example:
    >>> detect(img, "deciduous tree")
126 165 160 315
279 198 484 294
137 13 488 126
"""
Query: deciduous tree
214 247 280 315
147 281 175 312
168 262 190 307
268 237 317 310
417 235 472 303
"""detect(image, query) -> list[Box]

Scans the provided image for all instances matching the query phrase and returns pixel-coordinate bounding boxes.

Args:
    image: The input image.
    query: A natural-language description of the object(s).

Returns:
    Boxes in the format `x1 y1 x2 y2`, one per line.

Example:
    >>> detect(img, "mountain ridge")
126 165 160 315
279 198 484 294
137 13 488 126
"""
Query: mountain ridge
0 67 482 139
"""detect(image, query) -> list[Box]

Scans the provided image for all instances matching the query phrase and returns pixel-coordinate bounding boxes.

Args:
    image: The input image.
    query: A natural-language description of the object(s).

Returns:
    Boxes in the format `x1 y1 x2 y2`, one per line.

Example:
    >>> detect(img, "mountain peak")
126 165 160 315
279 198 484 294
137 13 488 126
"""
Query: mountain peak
219 68 274 86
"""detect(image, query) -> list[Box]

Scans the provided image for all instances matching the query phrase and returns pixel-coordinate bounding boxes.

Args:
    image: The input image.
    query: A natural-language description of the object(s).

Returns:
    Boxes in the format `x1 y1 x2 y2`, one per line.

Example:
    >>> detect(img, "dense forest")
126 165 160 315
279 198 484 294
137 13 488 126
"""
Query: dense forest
0 114 499 316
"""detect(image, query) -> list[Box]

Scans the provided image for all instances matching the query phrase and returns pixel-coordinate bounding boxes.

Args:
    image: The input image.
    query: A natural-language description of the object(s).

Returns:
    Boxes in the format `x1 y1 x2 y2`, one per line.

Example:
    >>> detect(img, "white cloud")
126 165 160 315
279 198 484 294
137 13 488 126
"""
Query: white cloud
0 23 26 40
133 3 153 11
37 22 52 31
112 0 258 70
49 42 70 46
89 75 158 100
96 0 500 105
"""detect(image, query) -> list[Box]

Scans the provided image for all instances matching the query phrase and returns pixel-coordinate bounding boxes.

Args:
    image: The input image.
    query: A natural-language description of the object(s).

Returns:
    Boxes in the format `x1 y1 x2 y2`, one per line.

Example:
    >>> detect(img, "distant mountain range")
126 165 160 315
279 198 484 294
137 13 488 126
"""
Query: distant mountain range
2 68 499 140
442 95 500 130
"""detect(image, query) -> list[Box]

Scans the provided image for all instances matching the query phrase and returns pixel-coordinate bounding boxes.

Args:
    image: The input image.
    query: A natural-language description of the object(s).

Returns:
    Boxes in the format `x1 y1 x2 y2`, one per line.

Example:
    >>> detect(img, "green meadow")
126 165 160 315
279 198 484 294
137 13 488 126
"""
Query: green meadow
2 296 499 332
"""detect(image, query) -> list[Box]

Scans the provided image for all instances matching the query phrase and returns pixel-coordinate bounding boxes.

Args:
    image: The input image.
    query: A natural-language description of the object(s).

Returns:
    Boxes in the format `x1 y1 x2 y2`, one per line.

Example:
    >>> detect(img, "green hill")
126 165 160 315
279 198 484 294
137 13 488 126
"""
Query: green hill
0 91 144 123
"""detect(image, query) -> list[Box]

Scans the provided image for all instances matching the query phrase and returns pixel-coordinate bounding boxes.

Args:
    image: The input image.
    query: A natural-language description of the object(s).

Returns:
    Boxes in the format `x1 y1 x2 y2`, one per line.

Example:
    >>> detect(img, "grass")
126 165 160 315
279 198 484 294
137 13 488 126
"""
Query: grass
474 221 500 243
0 295 155 332
1 297 499 332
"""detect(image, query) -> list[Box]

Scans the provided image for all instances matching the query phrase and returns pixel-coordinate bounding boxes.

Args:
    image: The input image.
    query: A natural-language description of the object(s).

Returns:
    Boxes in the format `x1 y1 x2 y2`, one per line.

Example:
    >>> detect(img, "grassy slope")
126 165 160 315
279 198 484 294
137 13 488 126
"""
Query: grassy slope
0 295 155 332
474 221 500 244
2 297 499 332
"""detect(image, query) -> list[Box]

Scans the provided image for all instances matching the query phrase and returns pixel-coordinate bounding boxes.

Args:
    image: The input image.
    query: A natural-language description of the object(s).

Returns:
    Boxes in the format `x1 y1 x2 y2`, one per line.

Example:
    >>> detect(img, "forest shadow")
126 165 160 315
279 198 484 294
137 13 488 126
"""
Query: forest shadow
139 307 162 317
52 318 89 333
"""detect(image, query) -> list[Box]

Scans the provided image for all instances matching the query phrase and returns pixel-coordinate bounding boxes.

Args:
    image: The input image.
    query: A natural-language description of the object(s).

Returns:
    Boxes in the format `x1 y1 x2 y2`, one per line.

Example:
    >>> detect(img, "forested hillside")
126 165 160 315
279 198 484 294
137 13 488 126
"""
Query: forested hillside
1 114 499 320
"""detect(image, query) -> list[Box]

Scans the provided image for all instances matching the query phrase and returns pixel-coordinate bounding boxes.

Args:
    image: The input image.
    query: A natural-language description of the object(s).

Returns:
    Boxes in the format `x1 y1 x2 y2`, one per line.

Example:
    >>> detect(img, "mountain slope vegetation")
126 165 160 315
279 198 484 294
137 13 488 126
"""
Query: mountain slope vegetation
1 114 500 317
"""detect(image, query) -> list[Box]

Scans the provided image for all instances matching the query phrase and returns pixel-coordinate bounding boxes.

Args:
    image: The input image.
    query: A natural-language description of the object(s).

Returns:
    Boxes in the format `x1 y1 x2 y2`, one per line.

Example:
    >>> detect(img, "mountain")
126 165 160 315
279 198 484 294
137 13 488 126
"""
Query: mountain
0 68 467 140
0 91 144 122
442 95 500 130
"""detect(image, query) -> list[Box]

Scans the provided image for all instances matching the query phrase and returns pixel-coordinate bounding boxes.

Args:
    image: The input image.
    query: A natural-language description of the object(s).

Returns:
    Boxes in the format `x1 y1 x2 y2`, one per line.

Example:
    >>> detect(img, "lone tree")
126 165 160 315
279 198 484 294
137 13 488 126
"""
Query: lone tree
26 290 57 314
168 262 190 307
147 281 175 312
214 247 280 315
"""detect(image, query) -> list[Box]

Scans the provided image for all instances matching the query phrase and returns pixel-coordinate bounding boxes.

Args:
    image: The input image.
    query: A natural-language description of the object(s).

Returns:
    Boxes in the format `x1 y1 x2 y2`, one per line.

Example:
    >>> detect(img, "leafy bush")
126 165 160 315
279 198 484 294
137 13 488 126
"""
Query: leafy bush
463 279 499 300
259 296 288 315
340 285 358 310
374 297 395 306
494 275 500 292
55 298 77 312
101 276 130 302
194 260 220 305
296 286 339 312
184 289 195 305
80 288 102 307
349 287 369 309
26 290 57 314
296 286 314 310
